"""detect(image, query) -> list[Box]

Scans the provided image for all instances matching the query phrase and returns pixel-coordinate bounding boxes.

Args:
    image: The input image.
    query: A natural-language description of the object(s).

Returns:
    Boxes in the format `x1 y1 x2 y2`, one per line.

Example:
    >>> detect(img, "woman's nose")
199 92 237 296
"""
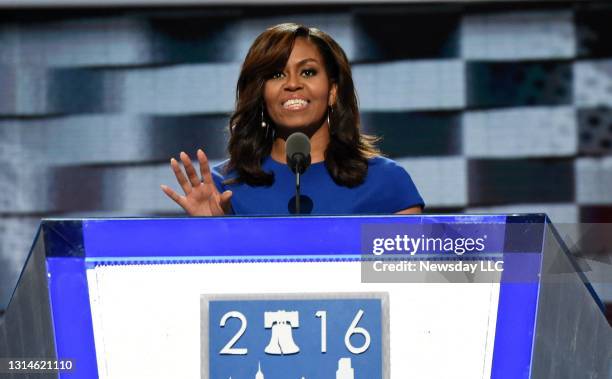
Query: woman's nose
283 72 303 90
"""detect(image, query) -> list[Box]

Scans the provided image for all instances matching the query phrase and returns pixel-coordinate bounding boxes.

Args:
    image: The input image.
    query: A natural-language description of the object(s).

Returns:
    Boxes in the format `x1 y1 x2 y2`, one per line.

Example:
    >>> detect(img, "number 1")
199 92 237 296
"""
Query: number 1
315 310 327 353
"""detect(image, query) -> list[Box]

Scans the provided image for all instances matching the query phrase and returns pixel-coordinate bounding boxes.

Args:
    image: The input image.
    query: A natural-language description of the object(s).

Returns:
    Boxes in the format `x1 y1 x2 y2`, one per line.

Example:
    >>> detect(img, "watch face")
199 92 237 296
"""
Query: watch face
201 292 389 379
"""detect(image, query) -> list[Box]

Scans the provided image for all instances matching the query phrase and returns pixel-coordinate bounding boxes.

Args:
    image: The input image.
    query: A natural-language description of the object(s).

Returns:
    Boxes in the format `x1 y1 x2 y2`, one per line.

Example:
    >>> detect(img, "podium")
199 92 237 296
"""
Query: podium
0 215 610 378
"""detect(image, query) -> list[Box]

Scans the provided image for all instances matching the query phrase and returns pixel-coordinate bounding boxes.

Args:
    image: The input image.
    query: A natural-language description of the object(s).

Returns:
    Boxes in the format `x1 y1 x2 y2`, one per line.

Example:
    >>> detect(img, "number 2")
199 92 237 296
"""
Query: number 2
219 311 248 355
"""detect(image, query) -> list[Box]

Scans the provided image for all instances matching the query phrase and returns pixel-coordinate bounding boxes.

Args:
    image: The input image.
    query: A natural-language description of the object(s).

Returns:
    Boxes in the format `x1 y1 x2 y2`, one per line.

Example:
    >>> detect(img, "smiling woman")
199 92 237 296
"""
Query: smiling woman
161 23 424 216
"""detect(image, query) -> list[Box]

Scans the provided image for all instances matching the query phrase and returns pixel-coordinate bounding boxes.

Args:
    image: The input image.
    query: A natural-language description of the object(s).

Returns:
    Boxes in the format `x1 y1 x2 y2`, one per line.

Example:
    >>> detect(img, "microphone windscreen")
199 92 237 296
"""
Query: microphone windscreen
286 132 311 159
286 132 311 174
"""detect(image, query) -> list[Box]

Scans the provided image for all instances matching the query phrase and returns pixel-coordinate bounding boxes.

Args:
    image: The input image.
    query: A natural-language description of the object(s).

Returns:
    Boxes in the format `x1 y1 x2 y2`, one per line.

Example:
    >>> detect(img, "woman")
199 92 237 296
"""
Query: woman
161 23 423 216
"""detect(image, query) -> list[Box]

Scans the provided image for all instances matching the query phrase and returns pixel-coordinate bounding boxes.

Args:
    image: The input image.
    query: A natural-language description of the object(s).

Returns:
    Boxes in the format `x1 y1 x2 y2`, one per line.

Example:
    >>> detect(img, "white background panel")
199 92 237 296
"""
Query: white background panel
574 60 612 106
463 107 577 157
461 11 575 60
353 60 465 111
575 157 612 205
0 115 148 165
396 157 467 207
0 19 151 67
0 66 49 115
0 164 51 213
122 64 240 114
0 119 21 162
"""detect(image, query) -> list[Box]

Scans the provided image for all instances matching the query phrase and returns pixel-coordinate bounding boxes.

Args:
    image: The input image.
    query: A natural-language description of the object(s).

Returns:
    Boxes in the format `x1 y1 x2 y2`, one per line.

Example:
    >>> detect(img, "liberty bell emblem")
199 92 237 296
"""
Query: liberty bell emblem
264 310 300 355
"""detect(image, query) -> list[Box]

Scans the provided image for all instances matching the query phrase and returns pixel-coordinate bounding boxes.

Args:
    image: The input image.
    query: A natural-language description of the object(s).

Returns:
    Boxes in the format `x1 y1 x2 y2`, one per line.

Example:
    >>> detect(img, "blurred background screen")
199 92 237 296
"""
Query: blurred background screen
0 1 611 317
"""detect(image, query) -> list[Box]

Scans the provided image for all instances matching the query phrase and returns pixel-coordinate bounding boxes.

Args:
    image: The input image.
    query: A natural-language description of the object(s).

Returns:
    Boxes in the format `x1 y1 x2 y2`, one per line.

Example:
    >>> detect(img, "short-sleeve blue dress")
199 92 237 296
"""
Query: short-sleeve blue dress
212 156 424 215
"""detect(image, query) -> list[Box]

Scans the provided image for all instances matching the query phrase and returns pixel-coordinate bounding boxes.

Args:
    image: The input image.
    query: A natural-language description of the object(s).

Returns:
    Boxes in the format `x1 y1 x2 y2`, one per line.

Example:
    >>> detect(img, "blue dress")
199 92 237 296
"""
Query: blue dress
212 156 424 215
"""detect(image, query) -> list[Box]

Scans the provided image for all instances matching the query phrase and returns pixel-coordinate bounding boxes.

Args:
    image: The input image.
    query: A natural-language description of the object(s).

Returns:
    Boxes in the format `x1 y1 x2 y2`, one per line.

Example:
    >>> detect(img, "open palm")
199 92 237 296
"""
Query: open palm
161 149 232 216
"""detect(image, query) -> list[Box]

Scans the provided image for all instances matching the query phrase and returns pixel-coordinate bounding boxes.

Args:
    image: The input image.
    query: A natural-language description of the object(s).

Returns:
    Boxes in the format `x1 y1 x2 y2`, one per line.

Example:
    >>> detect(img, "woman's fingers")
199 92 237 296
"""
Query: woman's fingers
170 158 191 195
219 190 233 214
160 184 186 209
165 150 224 215
197 149 214 186
180 151 202 188
220 190 232 204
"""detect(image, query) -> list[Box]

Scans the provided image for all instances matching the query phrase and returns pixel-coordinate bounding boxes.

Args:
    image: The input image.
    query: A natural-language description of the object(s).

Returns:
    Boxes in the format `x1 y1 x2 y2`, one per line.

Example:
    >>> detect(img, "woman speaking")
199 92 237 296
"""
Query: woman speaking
161 23 423 216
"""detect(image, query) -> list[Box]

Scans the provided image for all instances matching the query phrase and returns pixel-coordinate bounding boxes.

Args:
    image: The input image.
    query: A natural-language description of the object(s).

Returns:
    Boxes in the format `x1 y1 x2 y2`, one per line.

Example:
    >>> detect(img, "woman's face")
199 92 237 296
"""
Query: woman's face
264 37 337 132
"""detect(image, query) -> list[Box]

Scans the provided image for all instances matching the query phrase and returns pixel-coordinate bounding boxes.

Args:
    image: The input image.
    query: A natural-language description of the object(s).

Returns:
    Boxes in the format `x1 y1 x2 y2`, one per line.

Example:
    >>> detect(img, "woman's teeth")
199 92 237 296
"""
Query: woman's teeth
283 99 308 110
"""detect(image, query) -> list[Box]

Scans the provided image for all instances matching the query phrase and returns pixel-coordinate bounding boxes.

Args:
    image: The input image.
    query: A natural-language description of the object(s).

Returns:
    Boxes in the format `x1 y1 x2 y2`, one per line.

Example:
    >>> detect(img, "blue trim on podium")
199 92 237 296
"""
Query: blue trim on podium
82 216 415 257
47 257 99 379
80 215 506 258
491 252 543 378
491 283 540 379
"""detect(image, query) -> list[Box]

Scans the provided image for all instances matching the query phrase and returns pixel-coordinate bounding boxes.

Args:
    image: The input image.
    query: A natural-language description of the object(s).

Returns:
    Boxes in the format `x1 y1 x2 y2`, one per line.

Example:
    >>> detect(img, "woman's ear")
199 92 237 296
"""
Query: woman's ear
328 83 338 106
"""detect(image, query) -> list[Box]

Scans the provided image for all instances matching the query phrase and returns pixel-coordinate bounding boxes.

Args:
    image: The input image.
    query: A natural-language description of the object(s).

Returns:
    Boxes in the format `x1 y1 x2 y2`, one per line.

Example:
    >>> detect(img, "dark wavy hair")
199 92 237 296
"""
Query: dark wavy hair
226 23 379 187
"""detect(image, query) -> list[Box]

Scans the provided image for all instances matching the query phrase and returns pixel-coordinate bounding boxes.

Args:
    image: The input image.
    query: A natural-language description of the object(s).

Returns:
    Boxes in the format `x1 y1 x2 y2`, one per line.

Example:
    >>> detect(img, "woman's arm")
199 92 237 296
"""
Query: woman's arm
395 205 422 215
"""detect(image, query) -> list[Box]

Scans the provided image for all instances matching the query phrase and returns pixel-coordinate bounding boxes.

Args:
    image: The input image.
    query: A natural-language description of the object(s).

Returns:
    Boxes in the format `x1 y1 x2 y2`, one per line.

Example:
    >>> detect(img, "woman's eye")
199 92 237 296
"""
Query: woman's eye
271 72 284 79
302 69 317 77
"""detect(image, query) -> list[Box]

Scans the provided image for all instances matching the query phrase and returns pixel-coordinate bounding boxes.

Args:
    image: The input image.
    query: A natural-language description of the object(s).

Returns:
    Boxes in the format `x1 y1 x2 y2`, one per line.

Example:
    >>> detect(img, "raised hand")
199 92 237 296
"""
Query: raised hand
160 149 232 216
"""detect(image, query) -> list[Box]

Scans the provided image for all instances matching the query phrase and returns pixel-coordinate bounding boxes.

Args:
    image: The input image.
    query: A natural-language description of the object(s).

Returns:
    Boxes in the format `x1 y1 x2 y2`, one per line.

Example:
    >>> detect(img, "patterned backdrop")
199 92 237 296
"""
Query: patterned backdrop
1 2 611 309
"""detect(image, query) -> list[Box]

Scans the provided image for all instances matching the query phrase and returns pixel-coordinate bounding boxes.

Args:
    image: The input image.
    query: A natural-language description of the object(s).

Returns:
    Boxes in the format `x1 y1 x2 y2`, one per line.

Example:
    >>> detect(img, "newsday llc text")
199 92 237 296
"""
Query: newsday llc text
371 260 504 274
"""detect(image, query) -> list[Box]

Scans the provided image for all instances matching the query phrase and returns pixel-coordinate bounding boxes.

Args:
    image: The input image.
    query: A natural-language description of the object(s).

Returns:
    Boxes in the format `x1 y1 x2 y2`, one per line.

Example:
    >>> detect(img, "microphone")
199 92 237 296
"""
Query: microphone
286 132 311 174
285 132 311 214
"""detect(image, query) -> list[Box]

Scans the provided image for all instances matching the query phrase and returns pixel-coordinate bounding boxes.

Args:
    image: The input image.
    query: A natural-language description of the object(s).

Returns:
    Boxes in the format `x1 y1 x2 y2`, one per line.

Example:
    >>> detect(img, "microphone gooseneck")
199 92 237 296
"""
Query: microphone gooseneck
285 132 312 214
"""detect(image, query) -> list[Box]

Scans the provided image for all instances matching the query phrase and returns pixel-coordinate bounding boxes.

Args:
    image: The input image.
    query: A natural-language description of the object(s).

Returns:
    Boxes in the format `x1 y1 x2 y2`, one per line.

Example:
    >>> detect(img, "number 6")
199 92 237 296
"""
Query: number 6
344 309 370 354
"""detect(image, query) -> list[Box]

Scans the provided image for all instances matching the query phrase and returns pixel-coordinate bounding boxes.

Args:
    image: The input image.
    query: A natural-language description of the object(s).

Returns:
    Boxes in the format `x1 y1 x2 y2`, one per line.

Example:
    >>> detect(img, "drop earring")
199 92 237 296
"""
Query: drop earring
261 107 267 128
261 106 274 139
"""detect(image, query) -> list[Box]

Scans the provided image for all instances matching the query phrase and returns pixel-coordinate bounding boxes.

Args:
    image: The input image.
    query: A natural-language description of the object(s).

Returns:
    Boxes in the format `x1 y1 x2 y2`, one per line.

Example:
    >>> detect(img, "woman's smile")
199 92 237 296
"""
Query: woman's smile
282 98 309 111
